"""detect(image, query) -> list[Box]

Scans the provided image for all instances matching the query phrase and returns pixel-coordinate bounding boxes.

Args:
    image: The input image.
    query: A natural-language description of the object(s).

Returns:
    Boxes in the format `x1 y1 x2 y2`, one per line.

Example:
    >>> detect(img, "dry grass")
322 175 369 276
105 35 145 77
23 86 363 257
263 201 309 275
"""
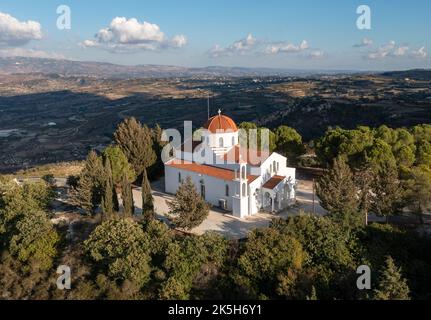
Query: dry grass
269 81 317 97
14 161 84 178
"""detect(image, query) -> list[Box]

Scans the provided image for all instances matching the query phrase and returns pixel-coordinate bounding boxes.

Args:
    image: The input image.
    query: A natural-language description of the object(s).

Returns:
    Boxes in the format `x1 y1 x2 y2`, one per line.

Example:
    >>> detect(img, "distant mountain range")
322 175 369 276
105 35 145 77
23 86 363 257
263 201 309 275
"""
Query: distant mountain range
0 57 359 79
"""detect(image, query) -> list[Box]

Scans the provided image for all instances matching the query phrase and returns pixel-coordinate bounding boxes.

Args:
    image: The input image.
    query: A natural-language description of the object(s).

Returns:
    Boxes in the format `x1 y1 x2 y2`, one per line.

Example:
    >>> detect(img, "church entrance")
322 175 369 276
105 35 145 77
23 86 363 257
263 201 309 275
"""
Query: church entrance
264 192 272 211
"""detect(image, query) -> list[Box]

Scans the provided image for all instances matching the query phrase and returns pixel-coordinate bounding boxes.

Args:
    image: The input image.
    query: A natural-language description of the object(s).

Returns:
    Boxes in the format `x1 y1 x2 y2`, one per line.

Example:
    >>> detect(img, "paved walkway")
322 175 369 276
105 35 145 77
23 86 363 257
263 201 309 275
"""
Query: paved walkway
132 178 327 239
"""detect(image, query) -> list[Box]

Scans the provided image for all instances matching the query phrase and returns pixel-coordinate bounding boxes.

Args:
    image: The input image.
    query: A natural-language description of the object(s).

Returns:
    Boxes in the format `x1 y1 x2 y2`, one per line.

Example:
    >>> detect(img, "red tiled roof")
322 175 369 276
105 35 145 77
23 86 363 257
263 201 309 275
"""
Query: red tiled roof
203 114 238 133
262 175 286 190
166 159 259 183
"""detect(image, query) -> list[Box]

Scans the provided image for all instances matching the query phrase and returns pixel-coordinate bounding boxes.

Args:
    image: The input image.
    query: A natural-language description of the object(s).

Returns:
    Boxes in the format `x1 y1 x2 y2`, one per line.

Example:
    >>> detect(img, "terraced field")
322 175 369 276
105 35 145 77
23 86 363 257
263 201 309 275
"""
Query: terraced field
0 72 430 172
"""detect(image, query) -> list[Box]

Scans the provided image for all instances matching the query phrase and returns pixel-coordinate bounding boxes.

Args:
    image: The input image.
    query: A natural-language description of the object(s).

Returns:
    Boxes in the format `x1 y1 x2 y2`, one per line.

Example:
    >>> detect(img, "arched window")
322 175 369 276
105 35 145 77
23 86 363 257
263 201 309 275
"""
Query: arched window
242 183 247 197
270 164 272 173
273 161 277 173
241 166 246 180
219 137 224 147
225 185 229 197
232 136 235 146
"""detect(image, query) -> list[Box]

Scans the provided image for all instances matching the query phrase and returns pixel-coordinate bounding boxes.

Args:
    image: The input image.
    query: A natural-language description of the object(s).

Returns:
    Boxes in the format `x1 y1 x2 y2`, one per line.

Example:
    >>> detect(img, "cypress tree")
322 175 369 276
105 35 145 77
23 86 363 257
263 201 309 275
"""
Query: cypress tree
167 177 210 230
113 187 120 212
114 117 157 177
121 173 135 218
101 158 114 219
103 145 136 186
141 168 155 221
69 174 93 215
373 256 410 300
316 157 360 225
70 150 105 215
84 150 105 207
148 124 167 178
371 161 404 223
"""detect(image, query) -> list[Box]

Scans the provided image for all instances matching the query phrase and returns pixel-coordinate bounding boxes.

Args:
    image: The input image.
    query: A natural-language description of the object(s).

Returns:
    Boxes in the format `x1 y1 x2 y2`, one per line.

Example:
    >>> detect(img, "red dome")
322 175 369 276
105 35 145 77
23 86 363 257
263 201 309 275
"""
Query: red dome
203 113 238 133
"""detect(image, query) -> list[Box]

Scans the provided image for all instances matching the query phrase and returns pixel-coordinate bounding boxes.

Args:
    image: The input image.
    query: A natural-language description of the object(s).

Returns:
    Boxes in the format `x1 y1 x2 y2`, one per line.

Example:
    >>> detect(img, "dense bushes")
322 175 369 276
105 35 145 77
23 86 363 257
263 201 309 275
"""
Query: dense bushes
1 121 430 300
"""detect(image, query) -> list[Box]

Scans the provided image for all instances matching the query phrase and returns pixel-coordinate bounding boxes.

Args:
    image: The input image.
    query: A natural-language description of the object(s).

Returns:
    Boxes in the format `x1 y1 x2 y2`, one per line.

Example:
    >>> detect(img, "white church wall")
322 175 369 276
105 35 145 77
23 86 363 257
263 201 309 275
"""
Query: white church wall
232 195 249 219
202 130 239 149
248 177 263 215
164 165 240 212
259 153 296 181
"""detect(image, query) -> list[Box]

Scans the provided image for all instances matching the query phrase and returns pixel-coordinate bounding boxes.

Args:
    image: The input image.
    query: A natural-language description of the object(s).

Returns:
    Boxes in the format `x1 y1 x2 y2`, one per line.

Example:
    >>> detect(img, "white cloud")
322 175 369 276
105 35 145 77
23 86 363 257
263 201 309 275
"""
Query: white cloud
232 33 256 51
308 50 325 59
0 12 42 46
80 40 98 48
0 12 59 60
368 41 397 59
393 46 409 57
207 35 316 58
411 46 427 59
81 17 187 52
171 34 187 48
208 34 257 58
0 47 65 59
367 41 427 60
207 45 223 58
265 40 309 54
353 37 373 47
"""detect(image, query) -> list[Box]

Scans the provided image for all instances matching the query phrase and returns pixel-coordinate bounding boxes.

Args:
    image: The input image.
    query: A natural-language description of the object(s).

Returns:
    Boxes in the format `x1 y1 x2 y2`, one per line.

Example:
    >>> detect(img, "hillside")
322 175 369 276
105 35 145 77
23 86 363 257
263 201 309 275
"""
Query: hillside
381 69 431 81
0 57 356 79
0 68 430 172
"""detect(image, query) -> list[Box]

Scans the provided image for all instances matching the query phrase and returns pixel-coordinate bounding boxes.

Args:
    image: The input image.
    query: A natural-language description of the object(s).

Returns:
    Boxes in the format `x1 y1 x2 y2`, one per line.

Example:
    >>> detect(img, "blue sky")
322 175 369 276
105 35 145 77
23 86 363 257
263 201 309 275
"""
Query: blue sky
0 0 430 70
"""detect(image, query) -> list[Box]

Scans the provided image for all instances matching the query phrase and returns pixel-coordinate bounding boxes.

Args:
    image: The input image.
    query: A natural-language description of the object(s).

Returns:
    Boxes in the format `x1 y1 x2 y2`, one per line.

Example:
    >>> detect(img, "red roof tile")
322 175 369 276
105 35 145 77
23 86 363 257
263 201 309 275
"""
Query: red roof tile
203 114 238 133
166 160 258 183
262 175 286 190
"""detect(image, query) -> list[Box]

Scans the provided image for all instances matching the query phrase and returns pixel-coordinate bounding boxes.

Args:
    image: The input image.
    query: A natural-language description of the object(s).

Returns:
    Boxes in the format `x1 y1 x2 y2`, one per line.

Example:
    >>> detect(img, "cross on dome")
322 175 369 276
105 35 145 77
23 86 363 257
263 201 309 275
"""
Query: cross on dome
203 110 238 133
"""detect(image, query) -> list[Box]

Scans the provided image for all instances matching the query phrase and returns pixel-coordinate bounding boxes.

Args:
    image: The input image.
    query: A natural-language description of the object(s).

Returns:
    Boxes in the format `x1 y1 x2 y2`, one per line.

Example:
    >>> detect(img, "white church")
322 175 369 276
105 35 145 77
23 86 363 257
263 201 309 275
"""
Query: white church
164 111 297 219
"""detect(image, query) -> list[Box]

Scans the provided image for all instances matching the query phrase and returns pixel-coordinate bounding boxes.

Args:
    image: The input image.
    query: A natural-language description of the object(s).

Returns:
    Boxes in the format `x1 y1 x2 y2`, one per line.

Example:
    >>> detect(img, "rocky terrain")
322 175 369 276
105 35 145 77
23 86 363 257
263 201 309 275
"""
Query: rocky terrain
0 59 430 173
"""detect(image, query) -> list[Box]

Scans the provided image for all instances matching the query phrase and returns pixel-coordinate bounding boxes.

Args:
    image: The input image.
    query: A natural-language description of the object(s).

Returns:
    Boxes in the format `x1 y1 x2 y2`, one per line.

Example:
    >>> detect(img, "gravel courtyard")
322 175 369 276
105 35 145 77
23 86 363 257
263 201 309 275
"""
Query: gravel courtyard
132 178 326 239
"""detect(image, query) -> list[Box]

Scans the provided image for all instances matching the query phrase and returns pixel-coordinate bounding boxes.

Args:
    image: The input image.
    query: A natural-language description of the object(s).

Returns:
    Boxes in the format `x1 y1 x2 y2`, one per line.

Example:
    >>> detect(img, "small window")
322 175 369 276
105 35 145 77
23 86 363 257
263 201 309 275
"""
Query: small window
277 162 280 171
242 183 247 197
178 172 182 183
219 137 224 147
232 136 235 146
201 183 206 200
225 185 230 197
270 164 272 173
273 161 277 172
241 166 246 180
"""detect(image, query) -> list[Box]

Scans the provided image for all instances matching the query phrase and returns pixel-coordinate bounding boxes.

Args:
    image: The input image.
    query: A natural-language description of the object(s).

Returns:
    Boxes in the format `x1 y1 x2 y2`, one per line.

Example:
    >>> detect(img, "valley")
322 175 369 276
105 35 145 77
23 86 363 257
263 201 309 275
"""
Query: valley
0 66 430 172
